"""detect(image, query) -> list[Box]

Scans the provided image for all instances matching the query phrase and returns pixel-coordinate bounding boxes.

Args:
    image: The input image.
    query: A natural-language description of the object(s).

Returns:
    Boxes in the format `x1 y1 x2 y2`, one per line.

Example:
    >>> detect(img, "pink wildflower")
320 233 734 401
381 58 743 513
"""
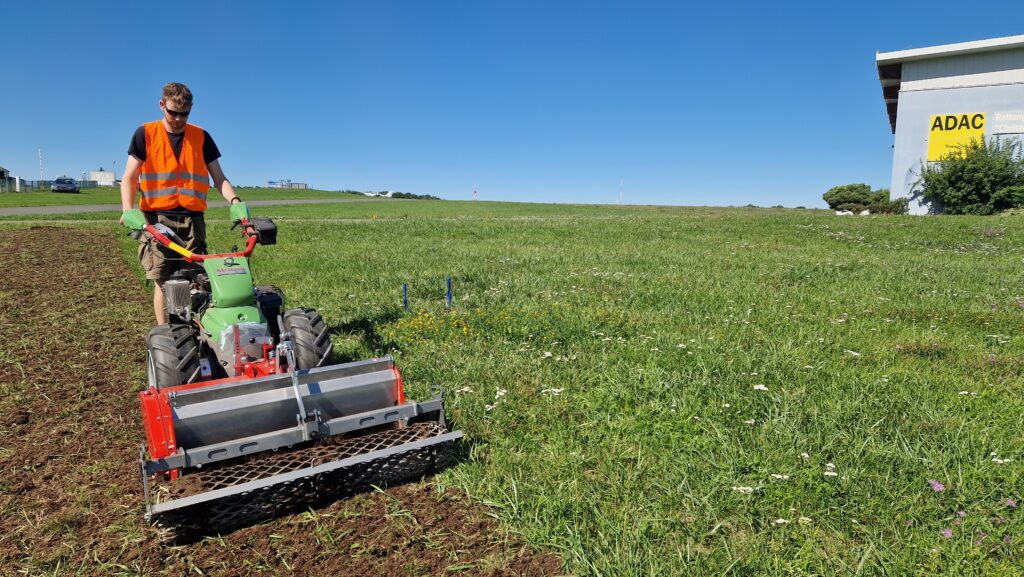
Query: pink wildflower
940 529 953 538
1007 498 1017 508
927 480 945 492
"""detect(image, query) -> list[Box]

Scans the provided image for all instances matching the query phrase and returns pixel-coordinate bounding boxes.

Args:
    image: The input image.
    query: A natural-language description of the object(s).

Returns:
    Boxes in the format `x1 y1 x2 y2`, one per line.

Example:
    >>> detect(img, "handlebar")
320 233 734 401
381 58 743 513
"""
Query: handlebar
143 218 258 263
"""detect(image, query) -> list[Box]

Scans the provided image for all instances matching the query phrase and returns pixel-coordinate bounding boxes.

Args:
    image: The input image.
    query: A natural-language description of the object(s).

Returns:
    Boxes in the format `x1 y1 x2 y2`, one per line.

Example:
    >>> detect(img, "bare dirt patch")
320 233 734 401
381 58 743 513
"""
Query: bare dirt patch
0 226 561 576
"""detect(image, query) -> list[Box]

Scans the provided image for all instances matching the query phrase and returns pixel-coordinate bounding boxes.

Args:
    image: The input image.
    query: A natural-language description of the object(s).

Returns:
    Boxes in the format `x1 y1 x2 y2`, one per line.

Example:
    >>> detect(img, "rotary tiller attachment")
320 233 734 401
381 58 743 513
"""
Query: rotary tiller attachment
138 357 461 543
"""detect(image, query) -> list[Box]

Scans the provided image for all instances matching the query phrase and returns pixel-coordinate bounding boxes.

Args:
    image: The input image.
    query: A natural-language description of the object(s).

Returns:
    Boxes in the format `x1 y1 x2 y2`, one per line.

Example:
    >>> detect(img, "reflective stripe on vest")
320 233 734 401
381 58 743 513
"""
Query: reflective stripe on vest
140 187 178 198
141 187 208 200
178 188 208 200
140 171 211 185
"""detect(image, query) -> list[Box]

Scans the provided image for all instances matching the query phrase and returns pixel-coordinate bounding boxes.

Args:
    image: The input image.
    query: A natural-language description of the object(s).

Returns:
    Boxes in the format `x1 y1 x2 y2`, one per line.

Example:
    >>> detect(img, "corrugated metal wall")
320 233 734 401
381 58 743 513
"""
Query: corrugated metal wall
901 48 1024 91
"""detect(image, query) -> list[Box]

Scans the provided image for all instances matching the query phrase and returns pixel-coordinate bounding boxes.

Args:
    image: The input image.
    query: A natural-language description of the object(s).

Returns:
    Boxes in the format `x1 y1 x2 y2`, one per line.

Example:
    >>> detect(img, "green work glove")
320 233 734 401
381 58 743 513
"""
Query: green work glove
121 208 146 231
229 200 250 223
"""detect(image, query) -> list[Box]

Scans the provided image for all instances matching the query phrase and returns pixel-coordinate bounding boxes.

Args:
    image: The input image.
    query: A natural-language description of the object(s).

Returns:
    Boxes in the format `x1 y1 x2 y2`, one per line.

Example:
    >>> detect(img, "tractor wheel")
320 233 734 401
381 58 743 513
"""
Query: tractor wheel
147 324 201 390
283 307 334 369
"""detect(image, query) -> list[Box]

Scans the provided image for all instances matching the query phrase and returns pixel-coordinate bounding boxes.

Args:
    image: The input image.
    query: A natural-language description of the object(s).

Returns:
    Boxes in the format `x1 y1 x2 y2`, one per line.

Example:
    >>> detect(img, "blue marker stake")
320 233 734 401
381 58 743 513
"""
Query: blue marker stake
402 283 409 312
446 277 452 310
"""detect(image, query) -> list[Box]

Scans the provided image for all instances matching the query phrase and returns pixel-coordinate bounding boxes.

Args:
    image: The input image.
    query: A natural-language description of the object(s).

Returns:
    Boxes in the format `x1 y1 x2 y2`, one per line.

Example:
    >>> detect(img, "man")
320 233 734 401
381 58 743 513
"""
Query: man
120 82 249 324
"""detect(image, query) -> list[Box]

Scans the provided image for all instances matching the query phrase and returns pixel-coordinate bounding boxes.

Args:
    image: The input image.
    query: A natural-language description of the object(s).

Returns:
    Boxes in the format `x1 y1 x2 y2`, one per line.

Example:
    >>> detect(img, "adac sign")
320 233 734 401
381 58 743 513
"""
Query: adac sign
927 113 985 161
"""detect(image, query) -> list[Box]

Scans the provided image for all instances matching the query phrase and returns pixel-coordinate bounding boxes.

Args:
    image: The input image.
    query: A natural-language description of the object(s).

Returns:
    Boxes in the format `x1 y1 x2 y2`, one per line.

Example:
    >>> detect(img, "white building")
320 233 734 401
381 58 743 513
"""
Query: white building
267 179 308 189
89 169 116 187
877 35 1024 214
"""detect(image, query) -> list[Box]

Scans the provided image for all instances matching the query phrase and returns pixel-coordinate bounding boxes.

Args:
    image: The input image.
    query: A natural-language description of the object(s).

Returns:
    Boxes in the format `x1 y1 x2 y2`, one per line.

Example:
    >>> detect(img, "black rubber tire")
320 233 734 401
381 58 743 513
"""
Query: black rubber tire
283 307 333 369
147 324 201 390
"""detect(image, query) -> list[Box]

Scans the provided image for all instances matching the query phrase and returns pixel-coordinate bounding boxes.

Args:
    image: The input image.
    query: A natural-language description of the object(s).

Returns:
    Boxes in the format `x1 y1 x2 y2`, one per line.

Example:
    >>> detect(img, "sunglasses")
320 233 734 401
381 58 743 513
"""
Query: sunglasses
164 105 191 118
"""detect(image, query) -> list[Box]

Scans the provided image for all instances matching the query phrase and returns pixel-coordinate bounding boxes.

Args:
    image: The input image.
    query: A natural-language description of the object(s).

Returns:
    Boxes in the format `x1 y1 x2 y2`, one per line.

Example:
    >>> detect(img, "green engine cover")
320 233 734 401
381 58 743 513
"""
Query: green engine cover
200 257 266 356
201 305 266 349
203 257 256 308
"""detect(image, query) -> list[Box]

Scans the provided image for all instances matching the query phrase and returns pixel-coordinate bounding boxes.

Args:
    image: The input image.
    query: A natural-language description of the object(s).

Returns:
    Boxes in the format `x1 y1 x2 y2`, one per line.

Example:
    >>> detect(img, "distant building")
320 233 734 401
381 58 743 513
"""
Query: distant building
0 166 9 180
267 179 308 189
877 34 1024 214
89 169 116 187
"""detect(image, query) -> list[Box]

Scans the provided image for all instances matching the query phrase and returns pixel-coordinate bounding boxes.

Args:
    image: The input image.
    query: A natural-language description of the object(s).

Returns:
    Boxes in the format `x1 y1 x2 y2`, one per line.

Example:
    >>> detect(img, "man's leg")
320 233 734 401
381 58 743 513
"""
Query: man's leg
145 212 202 326
153 281 167 325
140 211 169 325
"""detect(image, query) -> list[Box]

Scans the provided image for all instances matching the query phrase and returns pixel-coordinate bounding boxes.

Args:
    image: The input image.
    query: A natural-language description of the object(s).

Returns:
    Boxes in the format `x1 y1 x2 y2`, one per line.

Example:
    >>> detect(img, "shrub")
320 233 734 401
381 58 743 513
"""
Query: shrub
917 138 1024 215
823 184 906 214
991 184 1024 210
869 191 909 215
823 183 873 211
391 192 441 200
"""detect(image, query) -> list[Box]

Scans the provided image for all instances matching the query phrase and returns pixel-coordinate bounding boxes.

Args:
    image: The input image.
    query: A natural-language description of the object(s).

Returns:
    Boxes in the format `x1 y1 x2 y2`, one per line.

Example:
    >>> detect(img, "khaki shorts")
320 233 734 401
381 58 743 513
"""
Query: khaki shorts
138 212 207 281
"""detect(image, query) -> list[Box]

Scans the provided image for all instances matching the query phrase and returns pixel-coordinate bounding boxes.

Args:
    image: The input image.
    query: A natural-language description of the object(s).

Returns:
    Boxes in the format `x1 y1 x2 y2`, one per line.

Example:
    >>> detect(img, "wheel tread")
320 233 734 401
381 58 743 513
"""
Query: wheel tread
283 307 334 369
147 324 201 389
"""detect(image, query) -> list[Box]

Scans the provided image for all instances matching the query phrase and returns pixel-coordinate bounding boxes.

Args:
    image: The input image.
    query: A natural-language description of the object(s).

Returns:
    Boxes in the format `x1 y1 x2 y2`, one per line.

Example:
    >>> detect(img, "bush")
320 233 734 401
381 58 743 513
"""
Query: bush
835 203 864 213
870 191 909 215
390 192 441 200
823 183 873 211
917 138 1024 215
823 184 906 214
990 184 1024 210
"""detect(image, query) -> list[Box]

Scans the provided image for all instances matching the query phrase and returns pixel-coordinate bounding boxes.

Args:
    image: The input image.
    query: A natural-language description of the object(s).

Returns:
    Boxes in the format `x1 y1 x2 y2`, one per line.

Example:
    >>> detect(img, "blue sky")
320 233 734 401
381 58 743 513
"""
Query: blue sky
2 1 1023 207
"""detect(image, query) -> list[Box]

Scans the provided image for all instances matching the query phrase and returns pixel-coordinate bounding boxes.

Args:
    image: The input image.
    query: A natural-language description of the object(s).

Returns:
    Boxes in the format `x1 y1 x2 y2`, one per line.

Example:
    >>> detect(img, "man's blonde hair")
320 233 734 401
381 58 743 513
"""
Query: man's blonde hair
161 82 193 108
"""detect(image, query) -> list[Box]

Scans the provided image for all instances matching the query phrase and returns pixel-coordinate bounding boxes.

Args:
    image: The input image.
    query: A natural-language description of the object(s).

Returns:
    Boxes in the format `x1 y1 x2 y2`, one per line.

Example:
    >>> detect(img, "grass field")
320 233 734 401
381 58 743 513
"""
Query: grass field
4 199 1021 575
190 201 1019 575
0 186 364 208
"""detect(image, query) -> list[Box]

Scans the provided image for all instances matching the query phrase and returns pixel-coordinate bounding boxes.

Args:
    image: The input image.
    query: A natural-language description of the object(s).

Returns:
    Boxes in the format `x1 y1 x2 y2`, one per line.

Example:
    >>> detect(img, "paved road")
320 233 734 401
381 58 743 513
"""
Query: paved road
0 197 367 217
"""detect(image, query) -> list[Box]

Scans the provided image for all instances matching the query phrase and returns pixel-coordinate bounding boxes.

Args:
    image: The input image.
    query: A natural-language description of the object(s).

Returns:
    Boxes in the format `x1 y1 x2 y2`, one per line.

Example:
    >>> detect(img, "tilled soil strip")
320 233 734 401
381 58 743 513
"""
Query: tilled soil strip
0 226 561 577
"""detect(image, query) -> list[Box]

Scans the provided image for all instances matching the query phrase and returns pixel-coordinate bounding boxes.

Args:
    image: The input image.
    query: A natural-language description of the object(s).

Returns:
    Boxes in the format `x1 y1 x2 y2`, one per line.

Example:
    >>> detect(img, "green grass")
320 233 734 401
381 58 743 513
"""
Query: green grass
0 186 365 208
0 197 639 224
11 200 1024 575
206 201 1024 575
0 187 124 207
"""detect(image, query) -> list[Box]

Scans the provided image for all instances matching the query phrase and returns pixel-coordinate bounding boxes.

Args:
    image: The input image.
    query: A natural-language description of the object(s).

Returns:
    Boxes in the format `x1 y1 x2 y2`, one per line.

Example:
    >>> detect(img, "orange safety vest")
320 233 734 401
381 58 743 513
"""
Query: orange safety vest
138 120 211 212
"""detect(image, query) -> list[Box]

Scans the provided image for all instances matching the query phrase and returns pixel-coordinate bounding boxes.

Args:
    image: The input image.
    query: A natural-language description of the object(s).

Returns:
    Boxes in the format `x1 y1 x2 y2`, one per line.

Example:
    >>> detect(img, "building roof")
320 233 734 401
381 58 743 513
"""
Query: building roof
876 35 1024 133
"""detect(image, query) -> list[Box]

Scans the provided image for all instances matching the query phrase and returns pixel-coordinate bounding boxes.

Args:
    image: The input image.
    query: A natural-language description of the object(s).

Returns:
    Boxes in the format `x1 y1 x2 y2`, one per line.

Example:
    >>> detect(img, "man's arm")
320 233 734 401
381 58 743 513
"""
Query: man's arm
207 159 239 203
120 155 143 210
119 155 146 228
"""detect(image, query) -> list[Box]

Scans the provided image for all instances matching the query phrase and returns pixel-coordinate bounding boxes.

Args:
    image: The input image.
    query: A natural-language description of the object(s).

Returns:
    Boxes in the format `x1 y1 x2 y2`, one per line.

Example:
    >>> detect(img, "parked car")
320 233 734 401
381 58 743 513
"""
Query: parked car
51 177 80 193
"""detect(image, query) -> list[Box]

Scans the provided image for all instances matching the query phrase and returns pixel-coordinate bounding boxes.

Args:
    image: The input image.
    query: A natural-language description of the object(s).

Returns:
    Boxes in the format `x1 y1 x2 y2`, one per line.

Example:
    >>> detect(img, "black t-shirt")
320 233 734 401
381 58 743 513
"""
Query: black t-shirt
128 125 221 164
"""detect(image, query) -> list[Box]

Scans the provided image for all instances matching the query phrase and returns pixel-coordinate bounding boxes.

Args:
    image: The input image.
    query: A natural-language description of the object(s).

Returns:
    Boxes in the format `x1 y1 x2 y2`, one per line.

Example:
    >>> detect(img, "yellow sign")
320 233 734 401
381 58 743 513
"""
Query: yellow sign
927 113 985 161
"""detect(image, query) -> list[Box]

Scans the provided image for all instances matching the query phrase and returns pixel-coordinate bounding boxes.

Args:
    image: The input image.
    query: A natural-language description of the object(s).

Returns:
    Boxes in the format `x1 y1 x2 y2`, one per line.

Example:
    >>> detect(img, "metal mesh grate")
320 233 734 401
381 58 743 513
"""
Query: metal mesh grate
149 422 454 543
